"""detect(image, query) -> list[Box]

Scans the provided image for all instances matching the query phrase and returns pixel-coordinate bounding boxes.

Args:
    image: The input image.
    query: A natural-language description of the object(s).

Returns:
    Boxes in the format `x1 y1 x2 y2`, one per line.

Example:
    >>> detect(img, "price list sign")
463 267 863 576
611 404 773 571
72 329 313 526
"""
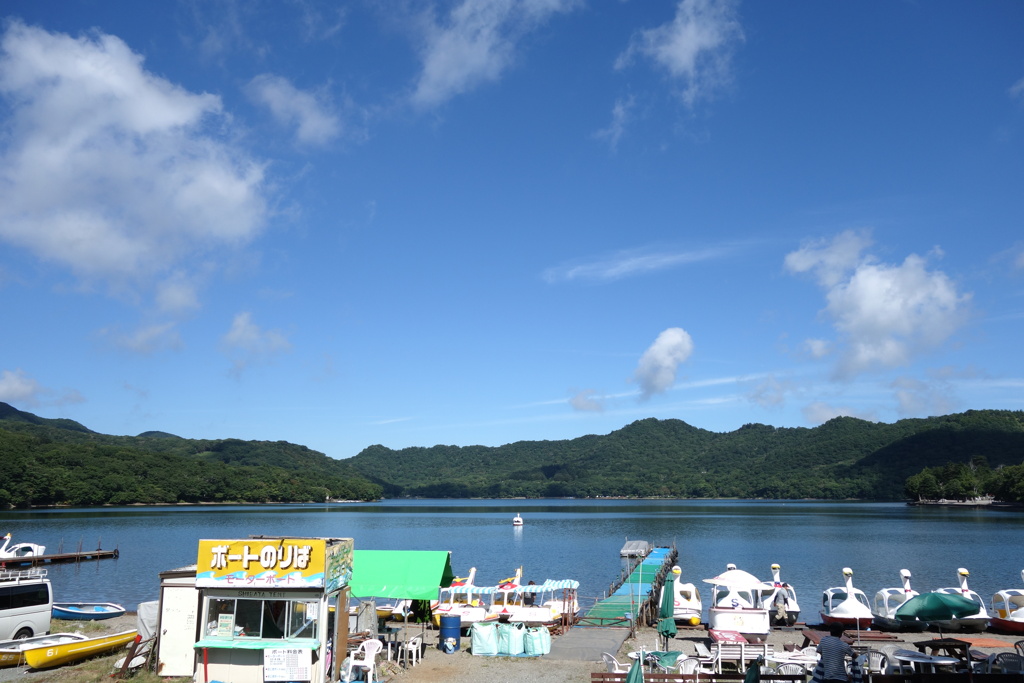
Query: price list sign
264 648 312 682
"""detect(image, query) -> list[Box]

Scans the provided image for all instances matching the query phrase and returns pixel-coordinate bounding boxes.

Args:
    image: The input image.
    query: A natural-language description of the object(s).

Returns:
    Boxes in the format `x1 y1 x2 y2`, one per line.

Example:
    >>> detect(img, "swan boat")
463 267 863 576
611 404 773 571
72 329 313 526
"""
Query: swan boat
0 633 88 668
431 567 489 627
0 533 45 559
762 563 800 627
661 565 702 626
872 569 926 632
930 568 990 632
704 564 771 642
22 629 137 669
52 602 126 620
991 570 1024 634
820 567 873 628
512 513 523 526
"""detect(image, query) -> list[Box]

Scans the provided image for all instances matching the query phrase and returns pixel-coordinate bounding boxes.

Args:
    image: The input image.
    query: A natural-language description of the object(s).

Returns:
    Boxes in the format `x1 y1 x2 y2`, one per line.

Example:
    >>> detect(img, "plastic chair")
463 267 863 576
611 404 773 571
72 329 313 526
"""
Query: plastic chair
602 652 629 673
879 643 912 675
863 650 889 675
397 635 422 666
801 646 818 658
1015 640 1024 658
776 663 807 675
992 652 1024 674
677 657 701 674
346 638 384 682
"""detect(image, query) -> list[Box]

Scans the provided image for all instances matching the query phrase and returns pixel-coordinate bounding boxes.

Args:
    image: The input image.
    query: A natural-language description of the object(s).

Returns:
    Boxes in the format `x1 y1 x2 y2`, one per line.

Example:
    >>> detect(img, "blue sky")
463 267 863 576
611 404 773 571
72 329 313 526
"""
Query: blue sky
1 1 1022 460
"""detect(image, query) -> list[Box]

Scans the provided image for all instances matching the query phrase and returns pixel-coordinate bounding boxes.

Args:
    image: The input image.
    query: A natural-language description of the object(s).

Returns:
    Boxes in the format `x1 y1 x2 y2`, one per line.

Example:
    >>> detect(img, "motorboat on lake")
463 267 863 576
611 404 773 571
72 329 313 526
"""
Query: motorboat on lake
704 564 771 642
762 563 800 627
990 569 1024 634
431 567 489 627
820 567 873 628
660 565 702 626
930 567 990 632
0 533 45 558
872 568 926 632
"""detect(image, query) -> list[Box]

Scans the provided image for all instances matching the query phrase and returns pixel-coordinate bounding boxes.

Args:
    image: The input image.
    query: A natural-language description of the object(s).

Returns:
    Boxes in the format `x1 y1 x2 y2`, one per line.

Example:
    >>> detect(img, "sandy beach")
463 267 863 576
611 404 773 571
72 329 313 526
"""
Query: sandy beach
3 614 1021 683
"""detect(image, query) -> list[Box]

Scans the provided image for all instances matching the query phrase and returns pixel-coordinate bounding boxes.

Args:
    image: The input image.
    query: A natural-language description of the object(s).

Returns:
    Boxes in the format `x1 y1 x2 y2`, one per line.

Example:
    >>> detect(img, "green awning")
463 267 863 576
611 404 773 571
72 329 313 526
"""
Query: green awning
349 550 454 600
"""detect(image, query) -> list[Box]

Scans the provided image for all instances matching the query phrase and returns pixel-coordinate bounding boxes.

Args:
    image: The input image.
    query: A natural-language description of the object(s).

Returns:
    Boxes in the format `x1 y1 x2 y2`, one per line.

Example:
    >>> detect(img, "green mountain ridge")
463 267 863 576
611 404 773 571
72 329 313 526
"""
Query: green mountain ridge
2 402 1023 506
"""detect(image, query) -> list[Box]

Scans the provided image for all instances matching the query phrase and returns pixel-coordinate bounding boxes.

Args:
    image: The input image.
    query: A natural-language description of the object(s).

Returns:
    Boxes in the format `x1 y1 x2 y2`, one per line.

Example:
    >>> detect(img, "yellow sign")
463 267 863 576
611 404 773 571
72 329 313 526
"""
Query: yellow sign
196 538 328 588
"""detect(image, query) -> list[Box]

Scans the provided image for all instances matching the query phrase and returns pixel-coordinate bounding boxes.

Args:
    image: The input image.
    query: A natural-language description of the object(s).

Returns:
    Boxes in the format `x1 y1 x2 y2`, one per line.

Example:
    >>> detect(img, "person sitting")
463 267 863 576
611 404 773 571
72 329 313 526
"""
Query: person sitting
523 580 537 606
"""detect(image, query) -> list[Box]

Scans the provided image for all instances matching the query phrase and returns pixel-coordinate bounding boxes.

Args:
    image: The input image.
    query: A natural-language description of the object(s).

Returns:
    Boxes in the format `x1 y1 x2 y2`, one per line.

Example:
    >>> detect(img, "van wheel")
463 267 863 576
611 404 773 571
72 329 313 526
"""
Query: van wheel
14 628 33 640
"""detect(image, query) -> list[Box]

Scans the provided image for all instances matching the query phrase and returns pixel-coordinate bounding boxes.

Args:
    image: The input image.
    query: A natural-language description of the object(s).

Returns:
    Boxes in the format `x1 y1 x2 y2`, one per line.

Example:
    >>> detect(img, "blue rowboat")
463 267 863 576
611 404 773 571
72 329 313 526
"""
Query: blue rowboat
52 602 126 620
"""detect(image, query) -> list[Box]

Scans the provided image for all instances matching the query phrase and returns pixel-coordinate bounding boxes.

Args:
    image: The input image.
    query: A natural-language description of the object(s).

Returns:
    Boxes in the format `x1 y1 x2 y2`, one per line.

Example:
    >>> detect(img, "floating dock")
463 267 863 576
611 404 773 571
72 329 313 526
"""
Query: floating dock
1 548 119 566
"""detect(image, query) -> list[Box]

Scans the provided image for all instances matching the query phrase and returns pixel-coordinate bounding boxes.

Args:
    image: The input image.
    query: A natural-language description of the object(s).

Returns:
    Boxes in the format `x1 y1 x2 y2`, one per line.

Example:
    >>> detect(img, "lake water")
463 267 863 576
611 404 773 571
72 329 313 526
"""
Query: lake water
2 499 1021 617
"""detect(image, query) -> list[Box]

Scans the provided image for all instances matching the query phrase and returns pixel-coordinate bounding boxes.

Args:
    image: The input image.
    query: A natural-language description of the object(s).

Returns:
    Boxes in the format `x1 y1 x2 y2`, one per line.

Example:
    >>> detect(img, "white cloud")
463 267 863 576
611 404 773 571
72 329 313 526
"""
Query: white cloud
1010 77 1024 104
803 338 831 359
786 232 971 378
616 0 743 107
411 0 579 108
0 22 267 288
746 375 789 409
544 245 732 283
633 327 694 399
569 389 605 412
221 312 292 376
101 322 183 354
801 401 875 425
0 369 43 404
890 375 957 418
246 73 341 145
594 96 634 152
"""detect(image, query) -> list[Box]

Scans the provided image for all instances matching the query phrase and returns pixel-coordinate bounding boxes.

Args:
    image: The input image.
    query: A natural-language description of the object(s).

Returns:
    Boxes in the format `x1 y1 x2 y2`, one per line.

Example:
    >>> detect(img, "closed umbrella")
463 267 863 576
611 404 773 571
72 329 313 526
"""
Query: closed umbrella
626 650 645 683
657 576 677 649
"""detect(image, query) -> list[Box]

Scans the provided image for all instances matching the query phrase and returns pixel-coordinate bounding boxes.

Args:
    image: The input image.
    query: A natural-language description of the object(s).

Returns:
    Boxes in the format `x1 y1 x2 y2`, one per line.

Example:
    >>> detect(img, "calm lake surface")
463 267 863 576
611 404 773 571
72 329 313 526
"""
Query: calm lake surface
2 499 1021 616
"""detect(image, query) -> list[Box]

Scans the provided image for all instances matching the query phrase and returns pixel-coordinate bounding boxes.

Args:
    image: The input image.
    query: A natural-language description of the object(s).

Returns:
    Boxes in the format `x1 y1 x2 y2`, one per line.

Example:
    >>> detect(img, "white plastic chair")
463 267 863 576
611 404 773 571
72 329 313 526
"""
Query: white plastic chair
602 652 629 673
397 635 422 666
346 639 384 682
863 650 889 675
776 663 807 675
677 657 701 674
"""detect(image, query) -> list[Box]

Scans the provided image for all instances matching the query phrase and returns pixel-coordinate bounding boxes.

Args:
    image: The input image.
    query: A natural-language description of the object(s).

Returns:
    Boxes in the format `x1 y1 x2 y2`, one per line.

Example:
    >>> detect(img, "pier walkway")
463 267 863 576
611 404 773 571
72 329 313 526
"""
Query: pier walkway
547 545 677 661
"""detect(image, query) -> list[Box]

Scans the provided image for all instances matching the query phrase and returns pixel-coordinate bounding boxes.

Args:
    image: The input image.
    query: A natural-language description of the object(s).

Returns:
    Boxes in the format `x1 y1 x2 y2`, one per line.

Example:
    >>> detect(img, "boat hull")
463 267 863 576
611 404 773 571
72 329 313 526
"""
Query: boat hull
990 617 1024 634
708 607 770 641
23 630 138 669
820 612 873 629
926 617 989 633
52 603 125 621
871 615 928 632
0 634 88 668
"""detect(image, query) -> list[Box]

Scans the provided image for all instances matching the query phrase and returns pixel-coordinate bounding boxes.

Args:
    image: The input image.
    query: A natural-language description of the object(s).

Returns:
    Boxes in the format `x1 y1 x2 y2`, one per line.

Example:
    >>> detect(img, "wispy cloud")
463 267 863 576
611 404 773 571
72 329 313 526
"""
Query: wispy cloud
544 244 733 283
616 0 743 107
246 73 343 146
594 95 634 152
221 312 292 377
410 0 580 108
0 368 84 408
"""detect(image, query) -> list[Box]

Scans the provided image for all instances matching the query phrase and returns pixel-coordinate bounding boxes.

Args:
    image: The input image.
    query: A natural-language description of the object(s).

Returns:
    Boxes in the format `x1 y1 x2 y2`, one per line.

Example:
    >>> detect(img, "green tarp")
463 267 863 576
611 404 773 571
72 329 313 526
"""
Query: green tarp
349 550 455 600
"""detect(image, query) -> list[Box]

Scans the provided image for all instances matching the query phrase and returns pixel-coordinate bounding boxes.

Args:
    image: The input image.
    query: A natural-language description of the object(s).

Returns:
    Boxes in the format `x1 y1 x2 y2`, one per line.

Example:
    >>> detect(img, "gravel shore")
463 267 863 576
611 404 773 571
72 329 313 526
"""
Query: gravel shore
3 616 1020 683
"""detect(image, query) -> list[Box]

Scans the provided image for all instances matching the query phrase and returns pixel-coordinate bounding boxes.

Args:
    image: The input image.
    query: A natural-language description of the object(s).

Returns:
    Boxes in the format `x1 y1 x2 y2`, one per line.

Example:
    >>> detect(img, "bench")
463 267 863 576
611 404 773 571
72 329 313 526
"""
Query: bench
712 642 775 673
592 674 804 683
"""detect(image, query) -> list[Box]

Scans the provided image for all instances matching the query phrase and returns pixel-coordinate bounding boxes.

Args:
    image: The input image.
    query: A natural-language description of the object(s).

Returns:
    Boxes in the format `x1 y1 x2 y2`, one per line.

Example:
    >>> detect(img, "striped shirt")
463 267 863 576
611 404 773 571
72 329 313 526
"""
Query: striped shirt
816 635 856 681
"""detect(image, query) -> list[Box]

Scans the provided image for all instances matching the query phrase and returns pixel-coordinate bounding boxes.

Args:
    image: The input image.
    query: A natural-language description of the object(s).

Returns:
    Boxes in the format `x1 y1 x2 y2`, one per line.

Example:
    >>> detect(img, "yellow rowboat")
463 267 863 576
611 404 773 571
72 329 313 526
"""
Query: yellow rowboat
0 633 89 668
23 630 138 669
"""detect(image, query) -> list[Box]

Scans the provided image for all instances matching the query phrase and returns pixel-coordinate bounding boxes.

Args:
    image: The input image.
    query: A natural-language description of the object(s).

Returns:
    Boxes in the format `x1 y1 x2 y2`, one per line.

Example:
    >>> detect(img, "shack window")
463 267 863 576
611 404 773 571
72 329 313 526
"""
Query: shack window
204 597 318 640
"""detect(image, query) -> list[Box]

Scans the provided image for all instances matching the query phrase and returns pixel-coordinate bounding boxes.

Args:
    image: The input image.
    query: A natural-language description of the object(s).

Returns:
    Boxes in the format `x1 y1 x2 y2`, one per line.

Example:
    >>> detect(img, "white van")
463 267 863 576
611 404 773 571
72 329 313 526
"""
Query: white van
0 569 52 640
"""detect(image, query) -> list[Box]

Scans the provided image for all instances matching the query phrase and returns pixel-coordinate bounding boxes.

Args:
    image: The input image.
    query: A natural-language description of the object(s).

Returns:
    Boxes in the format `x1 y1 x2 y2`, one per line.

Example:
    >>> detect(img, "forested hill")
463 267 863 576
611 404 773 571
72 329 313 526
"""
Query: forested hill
0 402 382 507
346 410 1024 500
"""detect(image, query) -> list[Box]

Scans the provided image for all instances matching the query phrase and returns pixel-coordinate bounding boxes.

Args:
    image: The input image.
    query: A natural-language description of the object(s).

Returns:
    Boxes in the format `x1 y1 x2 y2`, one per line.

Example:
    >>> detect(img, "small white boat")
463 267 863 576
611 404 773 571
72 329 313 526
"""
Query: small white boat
479 574 580 626
872 569 926 632
512 514 523 526
990 570 1024 634
820 567 873 628
704 564 771 642
660 565 702 626
0 633 88 668
0 533 45 559
931 568 990 632
762 563 800 627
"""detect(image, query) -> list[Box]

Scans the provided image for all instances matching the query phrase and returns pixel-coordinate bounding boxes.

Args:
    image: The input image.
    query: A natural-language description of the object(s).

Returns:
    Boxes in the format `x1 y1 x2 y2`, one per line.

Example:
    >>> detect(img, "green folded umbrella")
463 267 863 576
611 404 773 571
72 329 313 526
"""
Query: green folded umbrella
626 652 645 683
660 576 675 619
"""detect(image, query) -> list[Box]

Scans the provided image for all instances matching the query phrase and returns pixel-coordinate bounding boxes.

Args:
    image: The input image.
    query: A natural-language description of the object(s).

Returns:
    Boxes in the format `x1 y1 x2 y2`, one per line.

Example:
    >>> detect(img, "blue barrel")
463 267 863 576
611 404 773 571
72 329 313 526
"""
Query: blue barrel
438 615 461 653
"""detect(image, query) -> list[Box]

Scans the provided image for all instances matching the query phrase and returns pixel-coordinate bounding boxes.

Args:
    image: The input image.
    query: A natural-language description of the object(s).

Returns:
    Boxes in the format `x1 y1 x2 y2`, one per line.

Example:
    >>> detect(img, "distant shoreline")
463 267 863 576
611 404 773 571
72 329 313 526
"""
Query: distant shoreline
907 498 1023 509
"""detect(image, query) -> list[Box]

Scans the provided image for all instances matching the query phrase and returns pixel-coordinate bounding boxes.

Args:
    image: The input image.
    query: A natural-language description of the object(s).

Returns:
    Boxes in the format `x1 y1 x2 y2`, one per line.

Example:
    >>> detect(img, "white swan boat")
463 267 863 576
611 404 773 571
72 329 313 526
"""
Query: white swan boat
991 570 1024 634
478 577 580 625
704 564 770 641
930 567 990 632
660 565 702 626
820 567 873 628
431 567 489 627
0 533 45 559
872 569 926 632
512 513 523 526
762 563 800 627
